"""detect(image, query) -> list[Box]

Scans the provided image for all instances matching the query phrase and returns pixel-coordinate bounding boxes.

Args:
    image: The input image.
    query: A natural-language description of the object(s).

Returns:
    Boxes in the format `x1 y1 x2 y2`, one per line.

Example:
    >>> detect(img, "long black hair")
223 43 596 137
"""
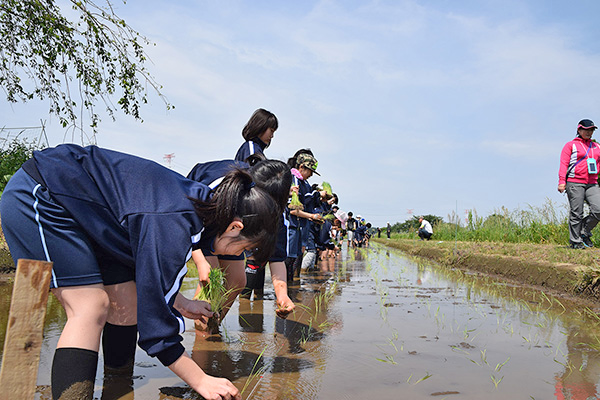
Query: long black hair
190 168 279 264
241 108 278 144
249 159 292 212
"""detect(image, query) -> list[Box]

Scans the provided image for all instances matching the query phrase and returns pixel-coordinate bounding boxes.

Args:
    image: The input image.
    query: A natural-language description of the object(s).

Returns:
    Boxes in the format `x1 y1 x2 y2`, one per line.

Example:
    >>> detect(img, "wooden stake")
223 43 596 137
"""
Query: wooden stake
0 259 53 400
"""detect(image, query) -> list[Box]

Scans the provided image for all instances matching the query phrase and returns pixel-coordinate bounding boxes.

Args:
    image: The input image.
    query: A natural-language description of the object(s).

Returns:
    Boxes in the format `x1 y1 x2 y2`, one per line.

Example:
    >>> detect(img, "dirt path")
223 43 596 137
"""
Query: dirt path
372 237 600 311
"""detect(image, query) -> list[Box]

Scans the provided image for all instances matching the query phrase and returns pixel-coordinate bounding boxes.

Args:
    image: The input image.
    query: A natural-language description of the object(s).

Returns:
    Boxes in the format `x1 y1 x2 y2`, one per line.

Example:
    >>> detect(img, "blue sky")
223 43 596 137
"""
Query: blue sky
3 0 600 227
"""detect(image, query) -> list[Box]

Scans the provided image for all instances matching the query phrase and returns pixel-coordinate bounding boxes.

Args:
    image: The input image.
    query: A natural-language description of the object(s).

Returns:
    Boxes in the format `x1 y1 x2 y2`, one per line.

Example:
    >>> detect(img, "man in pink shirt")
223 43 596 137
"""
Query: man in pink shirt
558 119 600 249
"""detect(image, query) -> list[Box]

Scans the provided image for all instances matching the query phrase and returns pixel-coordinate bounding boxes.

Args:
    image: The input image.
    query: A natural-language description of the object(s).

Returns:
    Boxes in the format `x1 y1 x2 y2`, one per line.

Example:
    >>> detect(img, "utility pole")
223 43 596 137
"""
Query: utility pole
163 153 175 169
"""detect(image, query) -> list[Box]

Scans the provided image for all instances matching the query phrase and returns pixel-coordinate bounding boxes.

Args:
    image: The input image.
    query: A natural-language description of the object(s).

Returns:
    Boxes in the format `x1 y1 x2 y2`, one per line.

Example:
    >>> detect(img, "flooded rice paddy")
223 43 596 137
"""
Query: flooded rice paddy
2 243 600 399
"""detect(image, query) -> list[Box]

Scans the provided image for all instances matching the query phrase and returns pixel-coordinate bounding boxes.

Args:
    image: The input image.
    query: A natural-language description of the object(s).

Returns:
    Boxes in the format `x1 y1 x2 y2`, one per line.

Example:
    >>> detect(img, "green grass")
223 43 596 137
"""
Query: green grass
393 199 573 246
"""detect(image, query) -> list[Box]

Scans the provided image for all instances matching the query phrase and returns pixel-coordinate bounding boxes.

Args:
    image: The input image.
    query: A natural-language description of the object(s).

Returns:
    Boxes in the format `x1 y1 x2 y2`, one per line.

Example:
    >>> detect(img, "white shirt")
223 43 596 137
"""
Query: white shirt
420 220 433 234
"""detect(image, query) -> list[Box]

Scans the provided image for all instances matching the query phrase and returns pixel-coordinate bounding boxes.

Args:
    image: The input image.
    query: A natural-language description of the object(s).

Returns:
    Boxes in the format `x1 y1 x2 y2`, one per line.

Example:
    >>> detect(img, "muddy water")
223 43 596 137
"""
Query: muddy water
2 243 600 399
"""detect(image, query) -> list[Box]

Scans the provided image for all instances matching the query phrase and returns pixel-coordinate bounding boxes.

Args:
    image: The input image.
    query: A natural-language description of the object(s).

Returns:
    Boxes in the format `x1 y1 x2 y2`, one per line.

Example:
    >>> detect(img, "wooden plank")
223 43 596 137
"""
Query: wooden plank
0 259 53 400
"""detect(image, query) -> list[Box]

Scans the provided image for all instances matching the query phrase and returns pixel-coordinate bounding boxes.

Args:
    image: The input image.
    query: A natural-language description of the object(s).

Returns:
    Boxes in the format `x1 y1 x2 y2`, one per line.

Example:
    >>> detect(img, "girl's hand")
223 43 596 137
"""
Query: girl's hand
196 375 241 400
174 294 215 320
169 354 241 400
275 296 295 319
558 183 566 193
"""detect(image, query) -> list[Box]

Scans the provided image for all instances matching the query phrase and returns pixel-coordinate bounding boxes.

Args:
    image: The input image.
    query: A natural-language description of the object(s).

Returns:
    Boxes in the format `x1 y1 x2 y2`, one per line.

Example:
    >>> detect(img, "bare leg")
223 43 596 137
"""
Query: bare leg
219 259 246 320
51 284 109 399
104 281 137 325
52 284 109 351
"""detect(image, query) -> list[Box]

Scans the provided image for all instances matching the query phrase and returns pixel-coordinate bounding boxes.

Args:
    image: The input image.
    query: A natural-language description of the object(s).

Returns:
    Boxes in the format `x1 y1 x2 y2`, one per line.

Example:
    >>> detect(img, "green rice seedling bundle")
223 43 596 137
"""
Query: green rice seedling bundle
289 186 304 210
322 181 333 197
322 213 336 221
193 268 228 333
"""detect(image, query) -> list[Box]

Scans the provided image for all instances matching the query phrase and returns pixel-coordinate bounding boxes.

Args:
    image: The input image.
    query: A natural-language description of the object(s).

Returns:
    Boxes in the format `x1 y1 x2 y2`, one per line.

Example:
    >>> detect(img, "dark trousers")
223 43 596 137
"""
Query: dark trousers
418 229 432 240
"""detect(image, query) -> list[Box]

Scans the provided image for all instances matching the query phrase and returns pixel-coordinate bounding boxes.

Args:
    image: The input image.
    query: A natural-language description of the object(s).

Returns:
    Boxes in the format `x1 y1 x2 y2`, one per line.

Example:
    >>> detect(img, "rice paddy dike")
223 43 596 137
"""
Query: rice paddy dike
372 237 600 311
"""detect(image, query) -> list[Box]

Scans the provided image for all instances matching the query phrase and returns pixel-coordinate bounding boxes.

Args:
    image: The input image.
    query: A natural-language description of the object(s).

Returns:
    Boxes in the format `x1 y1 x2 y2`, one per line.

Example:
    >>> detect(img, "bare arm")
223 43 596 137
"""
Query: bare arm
269 261 295 318
173 293 214 320
192 249 212 286
290 209 323 222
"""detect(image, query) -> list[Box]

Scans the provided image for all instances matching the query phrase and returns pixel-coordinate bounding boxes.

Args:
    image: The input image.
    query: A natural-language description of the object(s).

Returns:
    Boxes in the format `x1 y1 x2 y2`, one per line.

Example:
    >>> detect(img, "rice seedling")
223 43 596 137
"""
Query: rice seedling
490 374 504 389
375 354 397 364
318 320 334 331
288 186 303 210
413 372 433 384
322 212 336 221
583 307 600 322
449 345 471 355
193 268 232 333
321 181 333 196
240 345 269 398
553 357 575 374
584 334 600 351
480 349 489 365
468 357 482 366
387 337 399 353
494 357 510 372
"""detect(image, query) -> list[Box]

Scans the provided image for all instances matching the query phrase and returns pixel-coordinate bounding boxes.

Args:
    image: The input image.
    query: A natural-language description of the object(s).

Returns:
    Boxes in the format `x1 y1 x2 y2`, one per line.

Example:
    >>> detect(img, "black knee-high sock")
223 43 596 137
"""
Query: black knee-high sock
102 323 137 373
285 257 296 281
293 254 302 277
51 347 98 400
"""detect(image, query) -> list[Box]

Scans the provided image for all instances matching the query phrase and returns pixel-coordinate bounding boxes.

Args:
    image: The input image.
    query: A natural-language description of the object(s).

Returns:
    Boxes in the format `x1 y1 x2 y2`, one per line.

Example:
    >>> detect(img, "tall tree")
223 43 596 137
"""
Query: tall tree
0 0 171 138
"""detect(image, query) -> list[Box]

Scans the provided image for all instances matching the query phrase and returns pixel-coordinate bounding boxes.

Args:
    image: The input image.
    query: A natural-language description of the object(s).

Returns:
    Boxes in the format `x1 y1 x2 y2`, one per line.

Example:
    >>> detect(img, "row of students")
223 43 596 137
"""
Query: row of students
0 144 288 399
0 108 294 399
0 107 352 399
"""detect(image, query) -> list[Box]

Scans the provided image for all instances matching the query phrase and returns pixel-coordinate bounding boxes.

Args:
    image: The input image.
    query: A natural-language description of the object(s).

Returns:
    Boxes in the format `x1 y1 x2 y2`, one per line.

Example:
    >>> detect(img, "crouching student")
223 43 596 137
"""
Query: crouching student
0 144 282 400
355 219 368 247
187 158 250 332
239 160 295 317
187 158 295 329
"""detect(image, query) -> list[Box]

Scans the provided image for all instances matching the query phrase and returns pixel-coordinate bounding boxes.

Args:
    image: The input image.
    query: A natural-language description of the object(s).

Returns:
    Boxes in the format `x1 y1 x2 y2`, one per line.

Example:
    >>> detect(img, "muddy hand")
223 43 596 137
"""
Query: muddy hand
175 295 214 320
276 298 295 319
198 375 240 400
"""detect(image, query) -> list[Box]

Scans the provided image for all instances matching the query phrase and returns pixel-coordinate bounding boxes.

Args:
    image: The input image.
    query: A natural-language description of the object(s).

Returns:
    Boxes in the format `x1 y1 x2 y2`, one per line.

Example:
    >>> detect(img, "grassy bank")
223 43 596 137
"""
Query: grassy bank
372 237 600 308
392 200 574 246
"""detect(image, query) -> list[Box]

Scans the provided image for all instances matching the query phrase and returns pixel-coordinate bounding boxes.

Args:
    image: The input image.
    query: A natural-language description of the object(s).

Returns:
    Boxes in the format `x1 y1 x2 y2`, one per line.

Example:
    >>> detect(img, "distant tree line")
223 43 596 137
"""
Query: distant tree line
385 214 444 233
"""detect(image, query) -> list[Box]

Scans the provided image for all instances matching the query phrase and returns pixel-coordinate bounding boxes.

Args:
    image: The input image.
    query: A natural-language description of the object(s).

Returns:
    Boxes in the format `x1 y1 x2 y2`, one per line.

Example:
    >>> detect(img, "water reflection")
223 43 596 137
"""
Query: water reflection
4 244 600 398
554 326 600 399
238 297 264 333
